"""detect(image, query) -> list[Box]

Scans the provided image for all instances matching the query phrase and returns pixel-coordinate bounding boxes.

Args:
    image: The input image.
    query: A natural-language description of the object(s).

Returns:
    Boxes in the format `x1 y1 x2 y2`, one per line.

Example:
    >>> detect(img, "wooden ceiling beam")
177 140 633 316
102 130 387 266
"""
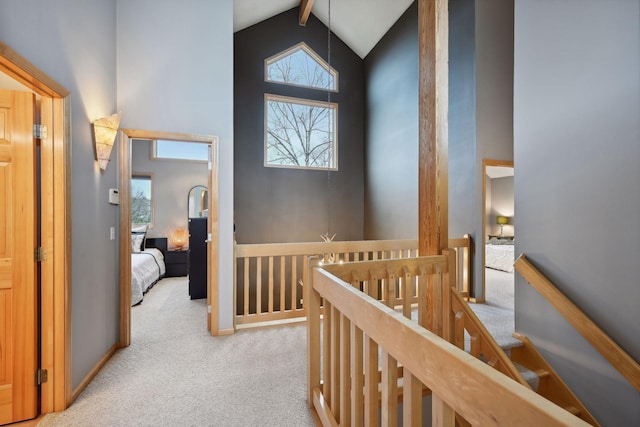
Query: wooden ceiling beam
299 0 314 26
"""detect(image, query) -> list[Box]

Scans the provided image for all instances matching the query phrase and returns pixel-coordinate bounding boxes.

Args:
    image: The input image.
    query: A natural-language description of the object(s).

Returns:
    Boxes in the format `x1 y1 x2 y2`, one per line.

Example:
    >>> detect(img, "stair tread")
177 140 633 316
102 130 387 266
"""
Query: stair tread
513 361 540 391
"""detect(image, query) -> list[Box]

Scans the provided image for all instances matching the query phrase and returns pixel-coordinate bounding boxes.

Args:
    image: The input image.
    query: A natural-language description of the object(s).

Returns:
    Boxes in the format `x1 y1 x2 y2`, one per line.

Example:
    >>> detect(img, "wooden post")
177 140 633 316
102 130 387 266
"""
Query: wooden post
419 0 452 425
305 256 321 407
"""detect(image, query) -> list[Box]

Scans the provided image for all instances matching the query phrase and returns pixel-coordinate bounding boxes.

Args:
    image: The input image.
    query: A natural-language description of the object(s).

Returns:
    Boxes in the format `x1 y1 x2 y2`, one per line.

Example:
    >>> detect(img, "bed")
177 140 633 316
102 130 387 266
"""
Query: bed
485 238 515 273
131 235 166 306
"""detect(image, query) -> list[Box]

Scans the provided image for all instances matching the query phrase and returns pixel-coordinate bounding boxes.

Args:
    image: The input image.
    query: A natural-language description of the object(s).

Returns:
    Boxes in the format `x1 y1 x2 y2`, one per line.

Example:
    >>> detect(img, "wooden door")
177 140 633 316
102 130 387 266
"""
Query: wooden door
0 89 38 424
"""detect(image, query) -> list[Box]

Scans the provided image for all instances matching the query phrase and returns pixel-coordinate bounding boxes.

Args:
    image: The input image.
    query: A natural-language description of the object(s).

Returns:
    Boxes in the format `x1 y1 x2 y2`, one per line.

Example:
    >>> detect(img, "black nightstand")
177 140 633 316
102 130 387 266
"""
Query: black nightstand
164 250 189 277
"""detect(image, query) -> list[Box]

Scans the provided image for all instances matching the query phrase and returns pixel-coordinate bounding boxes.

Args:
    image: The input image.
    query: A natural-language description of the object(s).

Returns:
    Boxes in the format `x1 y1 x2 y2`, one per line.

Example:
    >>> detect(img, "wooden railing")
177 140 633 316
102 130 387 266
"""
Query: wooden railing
515 254 640 393
307 255 591 426
234 239 418 326
234 237 472 327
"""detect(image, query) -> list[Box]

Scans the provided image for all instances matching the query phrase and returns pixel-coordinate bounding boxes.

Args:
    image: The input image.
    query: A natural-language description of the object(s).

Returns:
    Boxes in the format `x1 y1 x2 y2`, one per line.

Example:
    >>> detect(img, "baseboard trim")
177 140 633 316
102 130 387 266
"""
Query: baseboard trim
70 343 118 403
213 328 235 336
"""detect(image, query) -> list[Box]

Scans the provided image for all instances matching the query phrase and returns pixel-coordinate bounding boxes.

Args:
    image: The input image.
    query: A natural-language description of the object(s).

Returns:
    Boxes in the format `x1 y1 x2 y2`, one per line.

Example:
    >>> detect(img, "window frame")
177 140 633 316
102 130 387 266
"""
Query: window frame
131 173 154 228
264 94 339 171
151 139 208 163
264 42 339 92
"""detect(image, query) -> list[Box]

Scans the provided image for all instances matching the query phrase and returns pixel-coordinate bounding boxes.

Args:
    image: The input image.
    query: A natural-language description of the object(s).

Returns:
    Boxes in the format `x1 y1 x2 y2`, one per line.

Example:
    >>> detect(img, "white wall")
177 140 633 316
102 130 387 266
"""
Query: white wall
0 0 119 388
117 0 235 331
514 0 640 424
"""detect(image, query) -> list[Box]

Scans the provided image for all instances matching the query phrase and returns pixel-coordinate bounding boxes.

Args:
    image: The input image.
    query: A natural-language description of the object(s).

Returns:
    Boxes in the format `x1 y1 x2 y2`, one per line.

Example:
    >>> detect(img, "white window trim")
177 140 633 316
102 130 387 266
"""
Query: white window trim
264 41 339 92
264 94 339 171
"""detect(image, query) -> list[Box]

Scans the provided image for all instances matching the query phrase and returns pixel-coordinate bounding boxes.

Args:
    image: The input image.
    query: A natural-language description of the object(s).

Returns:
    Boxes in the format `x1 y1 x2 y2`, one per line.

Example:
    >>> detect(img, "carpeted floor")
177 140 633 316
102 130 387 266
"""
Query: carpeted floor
38 277 315 427
470 268 516 348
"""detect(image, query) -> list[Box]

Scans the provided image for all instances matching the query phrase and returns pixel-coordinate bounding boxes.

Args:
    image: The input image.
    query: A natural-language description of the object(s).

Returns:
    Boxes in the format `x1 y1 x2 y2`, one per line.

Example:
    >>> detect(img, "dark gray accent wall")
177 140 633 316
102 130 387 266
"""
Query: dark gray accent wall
449 0 477 240
234 8 364 244
514 1 640 424
363 2 418 240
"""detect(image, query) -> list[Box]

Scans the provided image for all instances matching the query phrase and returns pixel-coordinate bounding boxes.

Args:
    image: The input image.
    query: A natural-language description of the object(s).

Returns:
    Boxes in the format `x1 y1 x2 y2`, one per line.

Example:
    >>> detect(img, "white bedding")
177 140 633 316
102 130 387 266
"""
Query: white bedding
485 242 514 273
131 248 166 306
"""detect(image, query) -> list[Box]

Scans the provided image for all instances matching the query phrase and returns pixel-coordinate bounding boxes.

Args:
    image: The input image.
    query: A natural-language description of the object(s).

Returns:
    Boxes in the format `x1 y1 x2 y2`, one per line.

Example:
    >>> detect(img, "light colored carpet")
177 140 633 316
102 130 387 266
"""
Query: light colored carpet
469 268 516 349
38 277 315 427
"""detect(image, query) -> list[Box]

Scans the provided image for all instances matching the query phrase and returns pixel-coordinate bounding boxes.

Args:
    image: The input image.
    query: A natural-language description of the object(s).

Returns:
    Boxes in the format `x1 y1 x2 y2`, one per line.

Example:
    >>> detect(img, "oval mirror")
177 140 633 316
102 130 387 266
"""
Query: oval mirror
188 185 208 218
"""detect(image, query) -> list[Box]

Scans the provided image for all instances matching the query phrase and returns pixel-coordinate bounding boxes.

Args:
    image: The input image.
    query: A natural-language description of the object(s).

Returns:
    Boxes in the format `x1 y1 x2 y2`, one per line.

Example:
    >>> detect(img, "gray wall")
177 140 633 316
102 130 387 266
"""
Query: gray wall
0 0 235 388
449 0 477 241
117 0 235 331
234 8 364 244
363 2 418 240
131 139 208 239
488 176 514 237
514 0 640 424
0 0 119 388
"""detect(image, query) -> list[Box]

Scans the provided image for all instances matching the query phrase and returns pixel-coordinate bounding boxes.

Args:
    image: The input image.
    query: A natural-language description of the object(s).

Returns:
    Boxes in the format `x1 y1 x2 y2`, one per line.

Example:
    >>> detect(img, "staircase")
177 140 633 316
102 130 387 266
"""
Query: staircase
458 291 600 426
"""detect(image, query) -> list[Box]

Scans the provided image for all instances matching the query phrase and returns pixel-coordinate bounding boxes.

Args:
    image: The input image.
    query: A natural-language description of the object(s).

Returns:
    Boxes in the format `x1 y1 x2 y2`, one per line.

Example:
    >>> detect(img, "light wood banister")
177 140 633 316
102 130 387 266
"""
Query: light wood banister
312 267 590 426
514 254 640 393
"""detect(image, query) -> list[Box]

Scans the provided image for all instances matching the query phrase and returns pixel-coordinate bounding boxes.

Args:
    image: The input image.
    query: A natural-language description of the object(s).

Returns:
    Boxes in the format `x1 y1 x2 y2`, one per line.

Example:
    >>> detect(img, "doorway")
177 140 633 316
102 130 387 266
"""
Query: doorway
0 42 71 422
118 129 219 348
481 159 514 304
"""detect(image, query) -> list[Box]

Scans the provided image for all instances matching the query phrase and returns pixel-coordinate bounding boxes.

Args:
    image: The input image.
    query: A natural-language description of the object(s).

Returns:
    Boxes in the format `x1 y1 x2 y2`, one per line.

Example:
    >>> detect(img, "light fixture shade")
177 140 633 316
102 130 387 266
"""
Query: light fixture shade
171 228 188 249
496 216 509 225
93 112 121 170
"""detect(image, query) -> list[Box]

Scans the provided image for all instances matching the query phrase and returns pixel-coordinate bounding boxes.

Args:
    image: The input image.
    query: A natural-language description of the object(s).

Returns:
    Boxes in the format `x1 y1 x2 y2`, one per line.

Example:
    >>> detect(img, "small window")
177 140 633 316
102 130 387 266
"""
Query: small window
131 174 153 226
152 140 208 162
265 94 337 170
265 42 338 91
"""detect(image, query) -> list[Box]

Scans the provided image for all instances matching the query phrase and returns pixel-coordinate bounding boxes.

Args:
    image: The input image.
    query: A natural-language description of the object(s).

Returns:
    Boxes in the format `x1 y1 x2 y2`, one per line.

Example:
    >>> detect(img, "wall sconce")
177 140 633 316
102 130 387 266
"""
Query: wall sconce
171 229 188 251
496 216 509 237
93 112 121 171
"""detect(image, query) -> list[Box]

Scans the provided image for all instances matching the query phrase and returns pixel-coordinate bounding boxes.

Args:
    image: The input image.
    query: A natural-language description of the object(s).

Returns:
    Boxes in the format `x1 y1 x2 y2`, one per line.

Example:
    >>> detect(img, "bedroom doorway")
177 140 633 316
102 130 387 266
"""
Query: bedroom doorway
118 130 219 348
482 159 514 305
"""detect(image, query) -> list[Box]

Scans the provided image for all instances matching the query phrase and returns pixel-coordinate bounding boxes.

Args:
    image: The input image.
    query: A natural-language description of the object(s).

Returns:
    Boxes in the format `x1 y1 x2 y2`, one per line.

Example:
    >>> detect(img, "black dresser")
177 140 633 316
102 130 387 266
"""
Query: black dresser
188 217 207 299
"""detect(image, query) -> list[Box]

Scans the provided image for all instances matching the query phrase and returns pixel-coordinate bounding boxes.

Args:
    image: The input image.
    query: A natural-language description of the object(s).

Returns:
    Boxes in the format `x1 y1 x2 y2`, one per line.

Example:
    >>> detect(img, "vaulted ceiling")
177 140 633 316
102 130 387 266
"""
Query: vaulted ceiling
233 0 414 58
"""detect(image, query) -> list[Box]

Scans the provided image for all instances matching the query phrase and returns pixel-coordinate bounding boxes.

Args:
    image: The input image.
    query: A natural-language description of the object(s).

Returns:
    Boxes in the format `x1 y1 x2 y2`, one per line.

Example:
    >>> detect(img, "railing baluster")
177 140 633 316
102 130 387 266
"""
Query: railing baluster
340 313 351 426
243 259 249 316
323 300 333 406
330 305 341 421
280 256 285 312
403 371 422 427
351 323 364 426
291 256 297 310
364 335 378 427
268 256 274 313
256 257 262 315
381 350 398 427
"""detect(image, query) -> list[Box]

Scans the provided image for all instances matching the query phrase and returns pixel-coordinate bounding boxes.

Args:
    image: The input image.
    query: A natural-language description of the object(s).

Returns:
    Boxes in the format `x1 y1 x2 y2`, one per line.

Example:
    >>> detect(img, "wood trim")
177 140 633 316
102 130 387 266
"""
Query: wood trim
208 139 220 335
118 132 132 348
515 255 640 393
0 42 71 413
481 159 513 301
236 239 418 258
299 0 315 26
418 0 448 258
0 41 70 98
70 344 118 403
119 130 219 344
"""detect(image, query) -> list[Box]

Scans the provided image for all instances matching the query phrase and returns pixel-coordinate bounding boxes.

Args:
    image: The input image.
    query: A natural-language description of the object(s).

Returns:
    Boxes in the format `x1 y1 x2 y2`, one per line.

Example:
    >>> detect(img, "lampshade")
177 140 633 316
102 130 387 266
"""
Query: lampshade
496 216 509 225
93 112 121 170
171 229 188 249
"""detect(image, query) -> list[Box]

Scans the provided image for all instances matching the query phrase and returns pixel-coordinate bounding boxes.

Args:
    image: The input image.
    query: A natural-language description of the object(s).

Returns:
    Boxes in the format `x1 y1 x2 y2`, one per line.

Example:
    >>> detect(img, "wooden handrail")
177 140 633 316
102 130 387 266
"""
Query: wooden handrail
312 266 590 426
515 254 640 393
236 239 418 258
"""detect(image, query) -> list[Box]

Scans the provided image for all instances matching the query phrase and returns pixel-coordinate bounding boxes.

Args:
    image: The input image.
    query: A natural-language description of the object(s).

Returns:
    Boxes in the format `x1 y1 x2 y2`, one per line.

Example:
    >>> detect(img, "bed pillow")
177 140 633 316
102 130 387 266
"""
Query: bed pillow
131 234 145 253
131 225 148 251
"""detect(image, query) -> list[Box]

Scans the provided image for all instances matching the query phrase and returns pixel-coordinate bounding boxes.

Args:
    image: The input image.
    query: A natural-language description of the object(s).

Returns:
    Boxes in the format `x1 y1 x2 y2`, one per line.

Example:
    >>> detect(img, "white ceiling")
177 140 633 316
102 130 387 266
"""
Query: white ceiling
234 0 414 58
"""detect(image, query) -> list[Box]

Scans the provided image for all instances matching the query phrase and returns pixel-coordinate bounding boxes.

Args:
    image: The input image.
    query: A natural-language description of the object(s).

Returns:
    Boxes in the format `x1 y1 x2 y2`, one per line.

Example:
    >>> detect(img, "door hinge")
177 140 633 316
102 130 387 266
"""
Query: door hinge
34 124 48 139
35 247 47 262
36 369 48 385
